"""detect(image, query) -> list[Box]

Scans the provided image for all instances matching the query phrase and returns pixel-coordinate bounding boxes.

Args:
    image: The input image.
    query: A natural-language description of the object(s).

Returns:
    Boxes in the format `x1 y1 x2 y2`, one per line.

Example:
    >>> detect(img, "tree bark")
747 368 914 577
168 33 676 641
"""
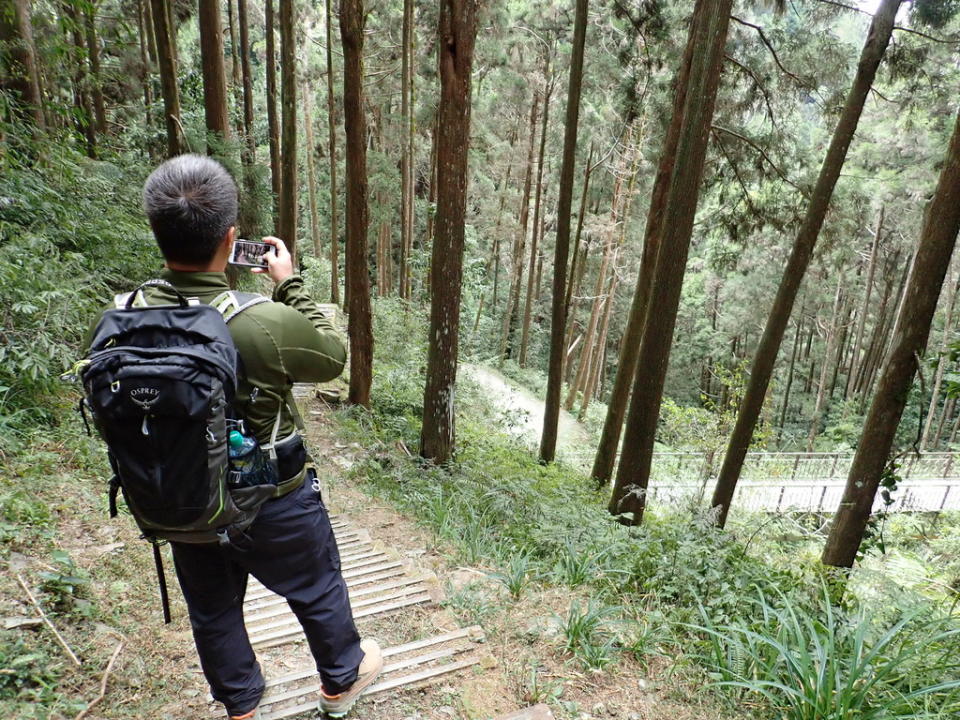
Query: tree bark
340 0 373 406
777 312 804 441
540 0 589 462
581 264 618 420
265 0 282 229
710 0 901 528
237 0 258 233
846 207 884 397
227 0 240 90
561 147 596 383
420 0 477 463
822 105 960 568
520 64 553 368
149 0 183 156
399 0 414 300
83 3 106 134
499 92 539 362
0 0 43 130
199 0 230 151
609 0 732 523
325 0 340 304
278 0 297 261
807 275 844 451
920 267 960 450
136 0 153 138
60 0 95 156
304 85 323 259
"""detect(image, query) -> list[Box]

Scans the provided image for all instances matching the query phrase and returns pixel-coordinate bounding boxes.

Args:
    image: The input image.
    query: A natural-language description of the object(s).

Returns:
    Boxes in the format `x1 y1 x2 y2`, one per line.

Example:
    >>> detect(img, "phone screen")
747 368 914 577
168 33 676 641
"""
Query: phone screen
229 240 273 268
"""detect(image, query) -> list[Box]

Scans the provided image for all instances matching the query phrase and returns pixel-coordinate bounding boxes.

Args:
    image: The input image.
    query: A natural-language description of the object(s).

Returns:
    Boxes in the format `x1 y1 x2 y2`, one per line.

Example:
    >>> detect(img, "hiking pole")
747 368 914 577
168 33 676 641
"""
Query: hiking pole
153 543 172 624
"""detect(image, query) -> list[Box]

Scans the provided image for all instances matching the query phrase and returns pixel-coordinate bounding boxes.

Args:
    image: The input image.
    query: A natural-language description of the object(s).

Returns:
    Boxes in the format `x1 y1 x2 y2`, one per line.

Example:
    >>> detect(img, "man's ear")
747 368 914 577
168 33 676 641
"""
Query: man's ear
223 226 236 248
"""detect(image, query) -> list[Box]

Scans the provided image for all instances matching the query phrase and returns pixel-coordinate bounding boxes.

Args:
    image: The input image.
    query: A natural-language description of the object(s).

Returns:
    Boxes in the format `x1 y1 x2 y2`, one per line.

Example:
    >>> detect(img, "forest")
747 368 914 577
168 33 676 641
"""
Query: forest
3 0 960 717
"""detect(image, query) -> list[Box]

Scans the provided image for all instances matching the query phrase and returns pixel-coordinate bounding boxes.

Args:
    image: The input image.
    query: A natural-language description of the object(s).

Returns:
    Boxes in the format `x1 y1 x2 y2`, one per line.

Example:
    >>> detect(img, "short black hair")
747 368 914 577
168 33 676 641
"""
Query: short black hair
143 154 238 265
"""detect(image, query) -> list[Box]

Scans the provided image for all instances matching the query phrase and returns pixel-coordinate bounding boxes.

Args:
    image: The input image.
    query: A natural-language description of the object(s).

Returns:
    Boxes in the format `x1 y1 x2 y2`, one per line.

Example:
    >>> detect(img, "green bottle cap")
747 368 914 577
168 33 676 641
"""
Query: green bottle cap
229 430 244 449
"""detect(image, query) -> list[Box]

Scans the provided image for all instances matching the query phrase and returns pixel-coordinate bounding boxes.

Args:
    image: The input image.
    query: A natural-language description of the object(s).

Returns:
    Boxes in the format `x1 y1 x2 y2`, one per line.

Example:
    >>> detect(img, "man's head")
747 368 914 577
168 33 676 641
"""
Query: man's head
143 154 238 266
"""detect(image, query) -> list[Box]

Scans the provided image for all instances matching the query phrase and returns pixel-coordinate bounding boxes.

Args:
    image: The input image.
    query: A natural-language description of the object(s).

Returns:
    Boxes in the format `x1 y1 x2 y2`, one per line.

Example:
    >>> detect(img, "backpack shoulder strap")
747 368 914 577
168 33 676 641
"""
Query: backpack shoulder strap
211 291 271 324
114 289 146 308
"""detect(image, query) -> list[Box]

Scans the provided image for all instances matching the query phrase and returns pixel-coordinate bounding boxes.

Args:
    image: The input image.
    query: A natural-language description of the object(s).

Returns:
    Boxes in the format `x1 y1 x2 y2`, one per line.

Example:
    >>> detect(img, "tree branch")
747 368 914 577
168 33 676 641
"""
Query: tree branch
724 54 777 124
712 125 804 192
730 15 808 88
713 131 763 221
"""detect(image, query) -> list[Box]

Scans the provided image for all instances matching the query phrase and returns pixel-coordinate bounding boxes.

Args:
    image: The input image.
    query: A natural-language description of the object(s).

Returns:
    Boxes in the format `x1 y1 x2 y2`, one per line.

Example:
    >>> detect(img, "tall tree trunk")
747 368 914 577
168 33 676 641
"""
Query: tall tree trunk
265 0 281 229
846 207 884 397
304 85 322 259
920 267 960 450
237 0 258 233
325 0 340 304
540 0 589 462
519 66 553 368
278 0 297 260
150 0 183 156
420 0 477 463
227 0 240 90
0 0 44 130
399 0 414 300
61 0 95 156
143 0 157 64
709 0 901 528
777 312 804 442
340 0 372 406
199 0 230 152
83 4 106 135
581 265 618 420
807 275 844 451
137 0 153 137
499 92 539 362
609 0 732 523
561 147 596 382
822 106 960 568
933 396 956 450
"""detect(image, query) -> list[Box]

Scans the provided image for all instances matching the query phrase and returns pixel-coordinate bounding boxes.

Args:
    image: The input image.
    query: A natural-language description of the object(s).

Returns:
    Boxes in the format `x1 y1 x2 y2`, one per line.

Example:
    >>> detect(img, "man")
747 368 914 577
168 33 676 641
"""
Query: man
95 155 382 719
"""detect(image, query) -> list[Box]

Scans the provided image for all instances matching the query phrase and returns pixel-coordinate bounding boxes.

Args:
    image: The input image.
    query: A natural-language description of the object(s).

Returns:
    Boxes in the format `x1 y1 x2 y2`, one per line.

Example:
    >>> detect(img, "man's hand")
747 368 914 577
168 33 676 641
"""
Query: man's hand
253 236 294 285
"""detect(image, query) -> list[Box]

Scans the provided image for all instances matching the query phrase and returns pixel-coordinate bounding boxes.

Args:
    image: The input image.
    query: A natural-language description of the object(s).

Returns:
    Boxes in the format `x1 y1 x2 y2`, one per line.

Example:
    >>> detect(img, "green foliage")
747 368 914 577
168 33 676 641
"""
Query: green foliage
0 636 61 703
557 600 619 670
0 141 155 446
690 585 960 720
488 549 537 600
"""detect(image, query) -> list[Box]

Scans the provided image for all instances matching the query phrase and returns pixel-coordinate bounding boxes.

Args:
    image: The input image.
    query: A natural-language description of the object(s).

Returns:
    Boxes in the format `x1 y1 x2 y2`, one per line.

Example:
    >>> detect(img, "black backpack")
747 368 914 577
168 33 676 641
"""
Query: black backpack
77 280 279 619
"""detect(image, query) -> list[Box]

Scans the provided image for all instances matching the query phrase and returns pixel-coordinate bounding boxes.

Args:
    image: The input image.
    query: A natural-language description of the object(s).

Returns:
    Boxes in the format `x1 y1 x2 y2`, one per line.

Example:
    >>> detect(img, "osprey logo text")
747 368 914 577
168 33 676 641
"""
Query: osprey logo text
130 387 161 410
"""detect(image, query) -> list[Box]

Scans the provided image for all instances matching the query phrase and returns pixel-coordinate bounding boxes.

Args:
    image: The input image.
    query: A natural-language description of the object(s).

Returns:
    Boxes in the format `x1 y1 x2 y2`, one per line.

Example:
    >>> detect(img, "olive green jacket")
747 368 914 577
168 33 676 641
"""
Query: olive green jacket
86 269 346 447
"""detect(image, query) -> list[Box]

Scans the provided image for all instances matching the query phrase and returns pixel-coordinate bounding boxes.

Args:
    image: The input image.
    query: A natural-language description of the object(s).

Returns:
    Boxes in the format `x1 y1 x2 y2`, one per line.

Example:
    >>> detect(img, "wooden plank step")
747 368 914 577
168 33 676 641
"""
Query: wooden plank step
245 575 433 620
222 627 488 720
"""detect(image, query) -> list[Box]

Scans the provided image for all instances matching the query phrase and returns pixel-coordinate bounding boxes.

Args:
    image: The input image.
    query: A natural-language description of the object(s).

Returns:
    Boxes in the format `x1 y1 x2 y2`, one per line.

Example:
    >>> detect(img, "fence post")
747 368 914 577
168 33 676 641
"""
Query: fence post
792 455 801 482
944 453 954 480
829 454 839 480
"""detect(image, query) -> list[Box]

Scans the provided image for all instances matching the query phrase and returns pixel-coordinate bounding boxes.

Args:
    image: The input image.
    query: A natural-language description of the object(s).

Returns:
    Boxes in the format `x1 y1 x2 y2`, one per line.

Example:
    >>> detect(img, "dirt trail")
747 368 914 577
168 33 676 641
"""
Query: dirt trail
460 363 591 462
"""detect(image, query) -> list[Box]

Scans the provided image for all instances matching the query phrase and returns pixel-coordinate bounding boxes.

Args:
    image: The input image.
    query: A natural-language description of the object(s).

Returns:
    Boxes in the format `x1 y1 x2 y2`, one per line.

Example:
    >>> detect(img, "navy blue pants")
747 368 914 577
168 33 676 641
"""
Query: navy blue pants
171 478 363 716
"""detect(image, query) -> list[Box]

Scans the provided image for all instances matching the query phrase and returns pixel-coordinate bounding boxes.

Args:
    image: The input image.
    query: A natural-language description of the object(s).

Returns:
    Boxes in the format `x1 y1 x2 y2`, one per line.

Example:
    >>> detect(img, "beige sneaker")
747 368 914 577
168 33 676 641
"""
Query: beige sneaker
319 639 384 718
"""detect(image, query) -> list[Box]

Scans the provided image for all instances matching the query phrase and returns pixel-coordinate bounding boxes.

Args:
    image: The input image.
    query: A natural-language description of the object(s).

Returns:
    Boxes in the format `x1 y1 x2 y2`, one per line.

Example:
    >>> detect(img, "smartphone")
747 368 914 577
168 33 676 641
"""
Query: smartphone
229 239 274 268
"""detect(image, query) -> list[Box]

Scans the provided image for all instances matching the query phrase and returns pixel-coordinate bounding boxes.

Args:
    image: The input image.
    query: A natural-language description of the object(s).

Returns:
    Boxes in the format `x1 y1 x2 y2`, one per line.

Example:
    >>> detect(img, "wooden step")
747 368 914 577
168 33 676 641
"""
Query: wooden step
207 626 490 719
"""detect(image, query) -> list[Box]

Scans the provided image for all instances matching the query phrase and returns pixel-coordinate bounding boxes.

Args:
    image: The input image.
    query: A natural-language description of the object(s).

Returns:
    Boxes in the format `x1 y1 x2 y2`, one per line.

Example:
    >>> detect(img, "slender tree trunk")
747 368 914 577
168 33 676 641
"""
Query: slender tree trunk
143 0 157 64
777 313 804 442
61 1 95 156
520 66 553 367
0 0 44 131
83 4 106 135
150 0 182 156
237 0 258 233
710 0 901 528
846 207 884 397
823 106 960 568
561 148 595 381
399 0 414 300
304 85 323 259
499 92 539 362
540 0 590 462
609 0 732 523
859 251 913 406
199 0 230 152
420 0 477 463
278 0 297 260
933 396 956 450
920 267 960 450
265 0 282 229
340 0 372 406
807 276 844 451
325 0 340 304
581 265 618 420
137 0 153 136
227 0 240 90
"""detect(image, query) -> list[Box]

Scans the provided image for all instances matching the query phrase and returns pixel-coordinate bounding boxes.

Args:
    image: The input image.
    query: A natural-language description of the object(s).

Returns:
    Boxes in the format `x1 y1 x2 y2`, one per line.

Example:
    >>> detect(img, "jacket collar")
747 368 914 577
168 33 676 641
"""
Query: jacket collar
159 268 230 297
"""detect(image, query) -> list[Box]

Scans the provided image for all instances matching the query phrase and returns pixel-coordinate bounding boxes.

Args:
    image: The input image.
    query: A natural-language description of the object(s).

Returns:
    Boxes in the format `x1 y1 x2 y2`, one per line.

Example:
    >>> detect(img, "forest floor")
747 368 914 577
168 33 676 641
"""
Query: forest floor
460 364 590 461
